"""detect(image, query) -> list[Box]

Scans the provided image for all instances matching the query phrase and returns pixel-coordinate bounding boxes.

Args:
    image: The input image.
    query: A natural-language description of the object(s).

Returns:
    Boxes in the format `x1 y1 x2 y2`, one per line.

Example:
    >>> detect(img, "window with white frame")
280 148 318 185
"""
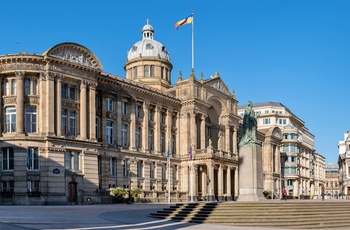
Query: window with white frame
110 158 117 176
25 106 37 133
144 65 149 77
61 109 67 135
64 151 81 171
11 80 16 95
121 101 128 115
27 148 39 171
69 111 76 136
137 161 143 177
121 123 129 147
2 147 14 171
135 127 142 149
27 180 40 192
263 118 270 124
5 107 16 133
106 121 113 144
25 79 31 95
106 98 113 112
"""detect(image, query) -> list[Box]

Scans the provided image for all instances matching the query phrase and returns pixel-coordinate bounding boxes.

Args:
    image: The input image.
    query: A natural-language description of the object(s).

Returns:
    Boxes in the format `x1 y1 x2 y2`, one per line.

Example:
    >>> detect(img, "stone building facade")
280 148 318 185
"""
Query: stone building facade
338 131 350 198
238 102 326 199
0 21 240 205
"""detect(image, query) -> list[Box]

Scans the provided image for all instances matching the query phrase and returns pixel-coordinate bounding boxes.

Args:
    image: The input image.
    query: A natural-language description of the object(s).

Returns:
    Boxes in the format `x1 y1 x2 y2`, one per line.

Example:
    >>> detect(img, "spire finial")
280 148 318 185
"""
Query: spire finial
146 19 149 25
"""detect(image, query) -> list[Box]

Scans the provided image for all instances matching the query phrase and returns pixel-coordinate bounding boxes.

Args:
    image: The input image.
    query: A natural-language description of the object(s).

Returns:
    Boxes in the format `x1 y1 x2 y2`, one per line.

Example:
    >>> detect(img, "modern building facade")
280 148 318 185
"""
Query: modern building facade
238 102 326 199
338 131 350 197
0 21 240 205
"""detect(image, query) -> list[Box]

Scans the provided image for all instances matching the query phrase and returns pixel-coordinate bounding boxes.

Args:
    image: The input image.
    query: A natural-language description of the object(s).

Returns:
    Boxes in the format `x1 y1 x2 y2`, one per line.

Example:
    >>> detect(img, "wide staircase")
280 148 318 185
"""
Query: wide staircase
150 201 350 229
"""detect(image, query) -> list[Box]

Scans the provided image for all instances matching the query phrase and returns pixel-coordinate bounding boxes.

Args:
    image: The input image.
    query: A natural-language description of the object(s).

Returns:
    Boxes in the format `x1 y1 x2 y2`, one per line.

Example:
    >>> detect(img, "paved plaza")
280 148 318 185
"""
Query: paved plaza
0 203 284 230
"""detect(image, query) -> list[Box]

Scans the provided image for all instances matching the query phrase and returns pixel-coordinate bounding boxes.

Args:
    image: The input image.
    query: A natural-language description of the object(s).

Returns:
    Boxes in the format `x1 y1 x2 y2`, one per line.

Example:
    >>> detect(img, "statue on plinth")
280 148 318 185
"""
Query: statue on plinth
238 101 259 147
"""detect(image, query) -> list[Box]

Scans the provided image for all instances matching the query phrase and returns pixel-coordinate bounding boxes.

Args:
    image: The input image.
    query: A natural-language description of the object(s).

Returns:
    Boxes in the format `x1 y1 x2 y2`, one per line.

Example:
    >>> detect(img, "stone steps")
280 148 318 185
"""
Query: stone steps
149 201 350 229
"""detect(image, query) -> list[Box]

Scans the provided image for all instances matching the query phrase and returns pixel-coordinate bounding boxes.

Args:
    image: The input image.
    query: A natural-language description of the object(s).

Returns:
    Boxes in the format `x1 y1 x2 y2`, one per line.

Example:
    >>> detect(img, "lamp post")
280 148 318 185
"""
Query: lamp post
121 158 133 204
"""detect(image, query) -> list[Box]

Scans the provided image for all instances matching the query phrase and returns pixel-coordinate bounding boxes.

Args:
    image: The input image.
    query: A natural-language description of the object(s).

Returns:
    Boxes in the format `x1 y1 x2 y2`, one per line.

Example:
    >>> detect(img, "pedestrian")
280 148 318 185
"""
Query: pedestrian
282 188 287 201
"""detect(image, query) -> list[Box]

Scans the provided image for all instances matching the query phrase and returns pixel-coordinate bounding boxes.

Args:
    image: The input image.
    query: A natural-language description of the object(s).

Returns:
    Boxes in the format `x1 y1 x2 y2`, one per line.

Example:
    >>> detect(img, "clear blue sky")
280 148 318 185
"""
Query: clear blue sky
2 0 349 163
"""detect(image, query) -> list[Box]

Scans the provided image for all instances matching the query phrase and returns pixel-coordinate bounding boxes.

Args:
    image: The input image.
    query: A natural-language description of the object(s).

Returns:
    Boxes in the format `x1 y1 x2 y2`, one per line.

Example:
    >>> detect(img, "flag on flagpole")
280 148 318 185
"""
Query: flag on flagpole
189 145 192 161
174 14 193 29
167 139 171 158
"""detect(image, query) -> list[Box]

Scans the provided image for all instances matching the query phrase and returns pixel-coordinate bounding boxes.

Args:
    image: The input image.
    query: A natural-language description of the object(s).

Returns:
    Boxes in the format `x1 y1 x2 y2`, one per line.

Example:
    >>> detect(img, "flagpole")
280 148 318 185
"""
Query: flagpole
192 10 194 70
168 157 170 204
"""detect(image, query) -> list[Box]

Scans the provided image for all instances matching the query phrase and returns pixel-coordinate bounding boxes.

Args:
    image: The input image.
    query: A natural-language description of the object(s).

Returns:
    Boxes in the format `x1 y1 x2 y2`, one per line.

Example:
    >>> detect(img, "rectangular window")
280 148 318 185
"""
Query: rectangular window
2 181 14 192
27 148 39 171
96 118 100 140
149 109 154 122
263 118 270 124
5 81 9 95
27 180 40 192
162 165 166 180
148 130 154 151
121 123 129 147
106 98 113 112
25 106 37 133
287 179 293 186
62 84 68 99
135 127 142 149
161 67 164 79
2 147 14 171
161 112 166 124
69 111 76 136
25 79 31 95
123 160 129 177
121 101 128 115
137 161 143 177
160 132 165 153
136 105 143 118
172 135 176 156
65 151 80 171
150 65 155 77
133 67 137 79
61 110 67 135
171 115 177 127
106 121 113 144
6 107 16 133
69 86 77 100
11 80 16 95
144 65 149 77
110 158 117 176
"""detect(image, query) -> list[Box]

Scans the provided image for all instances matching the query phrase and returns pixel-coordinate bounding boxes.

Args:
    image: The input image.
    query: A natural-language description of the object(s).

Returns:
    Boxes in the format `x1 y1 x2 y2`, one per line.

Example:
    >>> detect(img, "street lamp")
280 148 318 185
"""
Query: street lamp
121 158 134 204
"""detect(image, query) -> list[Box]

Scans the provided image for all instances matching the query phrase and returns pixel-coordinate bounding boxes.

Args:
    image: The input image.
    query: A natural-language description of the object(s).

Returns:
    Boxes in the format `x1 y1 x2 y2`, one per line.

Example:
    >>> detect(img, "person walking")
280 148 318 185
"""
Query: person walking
282 188 287 201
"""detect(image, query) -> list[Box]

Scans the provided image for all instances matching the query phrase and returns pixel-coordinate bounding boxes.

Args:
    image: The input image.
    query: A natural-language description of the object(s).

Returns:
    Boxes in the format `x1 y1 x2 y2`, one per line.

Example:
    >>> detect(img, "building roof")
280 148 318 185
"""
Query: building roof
126 20 170 62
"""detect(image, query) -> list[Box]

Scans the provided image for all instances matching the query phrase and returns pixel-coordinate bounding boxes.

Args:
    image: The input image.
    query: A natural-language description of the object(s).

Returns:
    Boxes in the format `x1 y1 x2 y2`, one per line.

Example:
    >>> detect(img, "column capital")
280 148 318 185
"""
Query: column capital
15 71 25 79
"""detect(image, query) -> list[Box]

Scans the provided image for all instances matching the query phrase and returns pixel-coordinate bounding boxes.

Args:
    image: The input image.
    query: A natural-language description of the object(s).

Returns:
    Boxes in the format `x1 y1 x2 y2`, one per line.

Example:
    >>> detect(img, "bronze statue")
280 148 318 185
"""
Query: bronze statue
239 101 259 147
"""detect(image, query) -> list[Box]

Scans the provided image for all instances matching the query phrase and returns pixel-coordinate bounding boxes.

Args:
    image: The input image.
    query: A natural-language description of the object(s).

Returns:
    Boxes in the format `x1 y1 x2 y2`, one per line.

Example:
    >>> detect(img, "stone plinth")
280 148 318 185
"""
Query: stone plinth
237 144 265 201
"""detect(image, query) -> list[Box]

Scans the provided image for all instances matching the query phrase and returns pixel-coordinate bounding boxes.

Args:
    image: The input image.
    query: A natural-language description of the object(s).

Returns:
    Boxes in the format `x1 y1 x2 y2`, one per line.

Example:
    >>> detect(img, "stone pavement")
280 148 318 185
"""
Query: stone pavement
0 203 285 230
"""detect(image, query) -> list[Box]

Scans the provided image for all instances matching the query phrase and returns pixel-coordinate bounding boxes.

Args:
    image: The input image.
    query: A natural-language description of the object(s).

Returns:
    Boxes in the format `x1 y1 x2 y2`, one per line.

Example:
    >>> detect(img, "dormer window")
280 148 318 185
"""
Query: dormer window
132 46 138 52
146 43 153 49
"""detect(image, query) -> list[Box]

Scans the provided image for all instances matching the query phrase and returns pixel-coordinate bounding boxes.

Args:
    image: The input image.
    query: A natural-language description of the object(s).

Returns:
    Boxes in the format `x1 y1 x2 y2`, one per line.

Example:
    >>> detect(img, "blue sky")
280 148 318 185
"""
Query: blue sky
1 0 349 163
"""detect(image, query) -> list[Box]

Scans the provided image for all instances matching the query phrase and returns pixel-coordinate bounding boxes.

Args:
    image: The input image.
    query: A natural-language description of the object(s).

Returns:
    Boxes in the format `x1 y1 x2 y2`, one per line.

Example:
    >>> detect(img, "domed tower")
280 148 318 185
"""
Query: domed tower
124 20 173 90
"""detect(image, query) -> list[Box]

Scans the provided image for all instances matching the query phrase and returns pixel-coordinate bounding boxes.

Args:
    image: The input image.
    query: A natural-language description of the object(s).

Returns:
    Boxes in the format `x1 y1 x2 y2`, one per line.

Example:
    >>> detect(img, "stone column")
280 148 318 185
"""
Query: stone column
225 125 230 152
142 102 149 151
234 167 239 198
80 81 87 140
176 113 180 157
200 114 206 149
207 162 215 201
227 166 232 201
154 105 161 154
218 164 224 201
15 71 25 135
202 168 207 196
56 77 62 137
130 101 136 150
232 127 238 154
190 112 196 149
89 83 96 140
47 73 55 135
166 109 172 153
